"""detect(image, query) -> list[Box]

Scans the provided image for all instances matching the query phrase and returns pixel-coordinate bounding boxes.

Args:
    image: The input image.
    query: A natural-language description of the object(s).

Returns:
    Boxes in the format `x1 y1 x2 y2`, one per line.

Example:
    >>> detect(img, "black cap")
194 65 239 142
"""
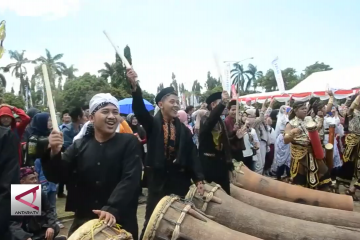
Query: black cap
227 99 237 109
155 87 177 105
206 92 222 105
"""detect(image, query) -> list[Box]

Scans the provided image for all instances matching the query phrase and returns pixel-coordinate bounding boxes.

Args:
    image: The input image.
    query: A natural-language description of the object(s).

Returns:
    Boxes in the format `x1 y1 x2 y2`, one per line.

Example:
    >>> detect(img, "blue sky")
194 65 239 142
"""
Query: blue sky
1 0 360 94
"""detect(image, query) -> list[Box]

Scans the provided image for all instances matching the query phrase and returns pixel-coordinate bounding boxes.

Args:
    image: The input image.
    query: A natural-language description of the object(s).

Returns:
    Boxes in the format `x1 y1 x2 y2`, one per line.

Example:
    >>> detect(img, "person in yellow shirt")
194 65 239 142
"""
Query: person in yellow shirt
118 117 133 133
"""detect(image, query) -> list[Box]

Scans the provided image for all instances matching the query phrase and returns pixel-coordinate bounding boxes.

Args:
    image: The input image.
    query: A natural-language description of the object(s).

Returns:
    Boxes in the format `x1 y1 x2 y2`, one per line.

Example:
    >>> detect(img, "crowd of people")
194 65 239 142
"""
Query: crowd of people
1 68 360 240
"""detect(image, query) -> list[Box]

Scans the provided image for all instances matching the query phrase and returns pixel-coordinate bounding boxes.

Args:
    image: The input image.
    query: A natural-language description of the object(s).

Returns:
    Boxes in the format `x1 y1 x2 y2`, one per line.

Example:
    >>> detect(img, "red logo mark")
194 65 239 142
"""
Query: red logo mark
15 186 39 211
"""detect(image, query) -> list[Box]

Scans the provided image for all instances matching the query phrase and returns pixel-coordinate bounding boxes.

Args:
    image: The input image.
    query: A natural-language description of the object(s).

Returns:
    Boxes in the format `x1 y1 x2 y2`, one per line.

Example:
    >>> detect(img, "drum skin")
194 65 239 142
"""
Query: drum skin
68 219 133 240
231 162 353 211
230 184 360 229
185 182 360 240
143 195 260 240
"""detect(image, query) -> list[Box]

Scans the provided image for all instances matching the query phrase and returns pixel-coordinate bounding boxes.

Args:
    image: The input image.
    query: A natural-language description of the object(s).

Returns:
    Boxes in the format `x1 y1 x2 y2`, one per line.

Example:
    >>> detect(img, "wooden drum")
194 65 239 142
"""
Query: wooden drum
143 195 260 240
68 219 133 240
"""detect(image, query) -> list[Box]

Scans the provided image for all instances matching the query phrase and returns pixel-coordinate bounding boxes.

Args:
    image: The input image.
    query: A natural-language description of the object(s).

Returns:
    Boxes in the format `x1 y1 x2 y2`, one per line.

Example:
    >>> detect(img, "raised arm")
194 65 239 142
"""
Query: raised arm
348 93 360 116
41 130 77 183
200 103 225 134
12 106 31 136
325 91 334 113
101 136 142 220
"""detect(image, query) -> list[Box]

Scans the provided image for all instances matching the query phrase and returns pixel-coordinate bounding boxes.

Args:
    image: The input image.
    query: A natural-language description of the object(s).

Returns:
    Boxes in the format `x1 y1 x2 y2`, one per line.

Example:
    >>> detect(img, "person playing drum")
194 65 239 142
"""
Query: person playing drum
284 101 331 190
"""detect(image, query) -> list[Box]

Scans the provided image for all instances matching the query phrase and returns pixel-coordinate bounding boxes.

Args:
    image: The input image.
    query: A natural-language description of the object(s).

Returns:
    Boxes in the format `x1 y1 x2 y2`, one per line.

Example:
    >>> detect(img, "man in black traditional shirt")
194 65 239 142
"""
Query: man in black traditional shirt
126 69 204 240
42 93 142 239
0 127 20 239
198 91 233 194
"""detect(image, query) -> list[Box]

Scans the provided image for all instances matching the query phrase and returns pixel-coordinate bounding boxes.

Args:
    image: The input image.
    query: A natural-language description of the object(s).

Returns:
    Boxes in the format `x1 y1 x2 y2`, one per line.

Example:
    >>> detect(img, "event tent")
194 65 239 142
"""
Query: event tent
238 66 360 103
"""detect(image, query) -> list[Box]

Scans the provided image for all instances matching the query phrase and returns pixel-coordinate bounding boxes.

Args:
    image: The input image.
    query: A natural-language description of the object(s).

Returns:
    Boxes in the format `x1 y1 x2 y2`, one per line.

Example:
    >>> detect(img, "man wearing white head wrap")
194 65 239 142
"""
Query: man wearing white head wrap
41 93 142 239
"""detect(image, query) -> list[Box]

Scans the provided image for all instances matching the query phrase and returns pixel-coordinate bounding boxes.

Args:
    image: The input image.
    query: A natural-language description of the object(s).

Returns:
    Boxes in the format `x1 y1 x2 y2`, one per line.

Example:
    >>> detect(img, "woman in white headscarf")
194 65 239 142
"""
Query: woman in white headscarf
272 105 291 180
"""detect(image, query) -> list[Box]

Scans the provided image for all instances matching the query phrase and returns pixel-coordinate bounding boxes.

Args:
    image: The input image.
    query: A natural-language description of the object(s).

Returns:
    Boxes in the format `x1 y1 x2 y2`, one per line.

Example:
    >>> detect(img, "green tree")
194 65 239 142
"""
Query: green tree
124 45 132 66
61 73 112 110
157 83 164 93
1 50 34 97
1 92 25 108
205 71 221 90
300 62 332 80
199 85 223 103
191 80 202 103
170 73 178 93
256 68 301 92
0 73 5 88
142 90 155 104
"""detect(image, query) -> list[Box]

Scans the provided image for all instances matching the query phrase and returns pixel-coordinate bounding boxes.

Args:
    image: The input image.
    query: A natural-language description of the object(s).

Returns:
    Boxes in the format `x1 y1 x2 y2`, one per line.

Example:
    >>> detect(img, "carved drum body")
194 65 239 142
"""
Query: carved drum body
231 162 353 211
143 195 260 240
185 182 360 240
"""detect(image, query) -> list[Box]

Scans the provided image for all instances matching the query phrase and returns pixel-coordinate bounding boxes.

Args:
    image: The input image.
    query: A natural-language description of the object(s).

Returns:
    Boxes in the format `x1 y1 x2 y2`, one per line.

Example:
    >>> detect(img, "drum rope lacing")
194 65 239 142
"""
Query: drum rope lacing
79 220 132 240
170 204 191 240
186 183 221 212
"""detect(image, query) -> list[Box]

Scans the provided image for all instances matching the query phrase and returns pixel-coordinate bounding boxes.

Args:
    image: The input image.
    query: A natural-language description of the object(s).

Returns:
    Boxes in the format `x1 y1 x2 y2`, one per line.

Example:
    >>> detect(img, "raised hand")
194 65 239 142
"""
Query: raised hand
126 69 138 91
48 130 63 155
222 91 230 104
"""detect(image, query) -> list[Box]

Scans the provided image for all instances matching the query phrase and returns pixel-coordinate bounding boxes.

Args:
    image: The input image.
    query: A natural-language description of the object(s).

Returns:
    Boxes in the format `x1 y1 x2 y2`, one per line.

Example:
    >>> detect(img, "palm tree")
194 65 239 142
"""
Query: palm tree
62 64 78 80
0 73 5 88
230 63 251 93
246 64 263 91
36 49 67 90
0 50 34 97
98 62 115 80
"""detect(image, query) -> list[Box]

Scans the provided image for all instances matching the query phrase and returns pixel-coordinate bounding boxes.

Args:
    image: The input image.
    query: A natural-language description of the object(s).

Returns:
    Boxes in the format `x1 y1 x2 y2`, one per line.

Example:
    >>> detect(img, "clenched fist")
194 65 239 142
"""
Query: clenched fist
48 130 63 155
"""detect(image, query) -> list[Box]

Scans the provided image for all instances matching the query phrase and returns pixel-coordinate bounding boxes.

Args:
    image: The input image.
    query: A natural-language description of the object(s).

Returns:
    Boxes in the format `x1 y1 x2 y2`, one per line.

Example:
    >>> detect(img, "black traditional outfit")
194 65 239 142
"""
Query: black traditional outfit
287 102 331 190
132 86 204 240
0 127 20 239
336 96 360 192
199 92 233 194
41 93 142 240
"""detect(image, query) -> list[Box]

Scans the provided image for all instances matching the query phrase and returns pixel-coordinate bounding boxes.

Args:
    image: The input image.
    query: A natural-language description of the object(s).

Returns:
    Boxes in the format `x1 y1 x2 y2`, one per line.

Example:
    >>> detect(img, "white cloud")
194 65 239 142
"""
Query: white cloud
0 0 80 19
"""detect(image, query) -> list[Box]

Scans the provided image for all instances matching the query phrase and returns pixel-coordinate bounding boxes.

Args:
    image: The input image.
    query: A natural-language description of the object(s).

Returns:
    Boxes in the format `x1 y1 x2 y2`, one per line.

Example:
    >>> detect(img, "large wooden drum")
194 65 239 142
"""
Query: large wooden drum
185 182 360 240
143 195 260 240
231 162 353 211
68 219 133 240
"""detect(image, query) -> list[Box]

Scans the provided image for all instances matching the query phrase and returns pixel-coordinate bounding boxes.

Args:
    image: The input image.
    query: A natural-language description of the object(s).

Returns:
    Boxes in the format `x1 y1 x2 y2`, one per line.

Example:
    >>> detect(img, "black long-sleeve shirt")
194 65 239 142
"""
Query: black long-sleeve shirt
41 133 142 236
0 127 20 238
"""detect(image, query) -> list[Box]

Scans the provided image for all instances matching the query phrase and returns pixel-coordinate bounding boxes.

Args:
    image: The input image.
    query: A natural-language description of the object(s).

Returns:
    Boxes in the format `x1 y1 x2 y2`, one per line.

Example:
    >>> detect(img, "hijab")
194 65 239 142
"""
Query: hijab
177 110 193 134
274 105 289 137
30 112 50 137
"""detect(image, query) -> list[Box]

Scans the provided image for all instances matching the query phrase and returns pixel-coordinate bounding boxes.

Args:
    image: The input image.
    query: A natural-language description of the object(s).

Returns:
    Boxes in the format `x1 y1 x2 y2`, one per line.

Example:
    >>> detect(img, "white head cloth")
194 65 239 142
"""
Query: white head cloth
73 93 118 142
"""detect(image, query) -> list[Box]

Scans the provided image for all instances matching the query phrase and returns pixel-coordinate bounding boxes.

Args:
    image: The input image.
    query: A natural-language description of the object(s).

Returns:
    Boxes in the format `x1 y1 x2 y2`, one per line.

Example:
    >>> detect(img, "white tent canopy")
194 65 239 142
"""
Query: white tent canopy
288 66 360 93
238 66 360 103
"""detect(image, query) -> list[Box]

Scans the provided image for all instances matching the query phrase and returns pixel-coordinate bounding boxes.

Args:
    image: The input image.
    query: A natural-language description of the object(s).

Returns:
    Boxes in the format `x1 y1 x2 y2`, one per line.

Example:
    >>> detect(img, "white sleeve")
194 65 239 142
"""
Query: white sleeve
251 129 259 143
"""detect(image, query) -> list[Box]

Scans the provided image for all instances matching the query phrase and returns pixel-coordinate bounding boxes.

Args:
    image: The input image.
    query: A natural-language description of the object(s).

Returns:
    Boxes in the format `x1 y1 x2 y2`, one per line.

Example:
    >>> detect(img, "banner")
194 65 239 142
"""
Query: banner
271 57 285 94
231 84 237 99
223 63 231 93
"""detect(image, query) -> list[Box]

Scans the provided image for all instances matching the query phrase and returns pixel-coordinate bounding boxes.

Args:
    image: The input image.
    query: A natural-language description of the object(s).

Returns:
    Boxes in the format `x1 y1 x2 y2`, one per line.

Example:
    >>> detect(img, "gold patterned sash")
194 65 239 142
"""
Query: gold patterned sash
343 133 360 163
290 144 319 188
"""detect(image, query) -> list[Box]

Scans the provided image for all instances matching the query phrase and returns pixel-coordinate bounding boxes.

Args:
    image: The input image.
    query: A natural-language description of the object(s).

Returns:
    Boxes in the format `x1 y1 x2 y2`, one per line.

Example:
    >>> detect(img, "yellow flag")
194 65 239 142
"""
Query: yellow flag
0 20 6 59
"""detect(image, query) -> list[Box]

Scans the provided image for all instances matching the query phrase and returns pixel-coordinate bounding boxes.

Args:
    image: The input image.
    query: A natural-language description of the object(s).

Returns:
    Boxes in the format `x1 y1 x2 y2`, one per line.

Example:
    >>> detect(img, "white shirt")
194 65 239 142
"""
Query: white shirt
268 126 276 145
243 128 258 157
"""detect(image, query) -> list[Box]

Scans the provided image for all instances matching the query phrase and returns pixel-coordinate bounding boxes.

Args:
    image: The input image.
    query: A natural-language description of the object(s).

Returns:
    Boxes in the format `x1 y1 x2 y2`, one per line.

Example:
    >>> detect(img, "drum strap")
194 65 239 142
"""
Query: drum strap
170 204 191 240
186 184 221 212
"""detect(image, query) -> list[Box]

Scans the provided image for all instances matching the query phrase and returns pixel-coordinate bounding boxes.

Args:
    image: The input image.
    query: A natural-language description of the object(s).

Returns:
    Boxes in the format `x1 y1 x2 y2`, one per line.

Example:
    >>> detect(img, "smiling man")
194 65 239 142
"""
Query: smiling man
40 93 142 239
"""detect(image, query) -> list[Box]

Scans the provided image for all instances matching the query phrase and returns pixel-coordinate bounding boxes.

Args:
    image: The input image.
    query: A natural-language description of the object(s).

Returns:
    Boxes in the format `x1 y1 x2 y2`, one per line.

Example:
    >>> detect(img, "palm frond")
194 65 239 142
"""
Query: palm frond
45 49 52 60
0 73 6 88
52 53 64 61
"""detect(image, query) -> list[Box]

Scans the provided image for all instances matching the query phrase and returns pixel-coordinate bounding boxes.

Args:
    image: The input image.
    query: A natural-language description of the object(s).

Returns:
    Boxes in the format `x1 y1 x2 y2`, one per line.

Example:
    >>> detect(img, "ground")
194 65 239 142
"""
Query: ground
57 187 360 238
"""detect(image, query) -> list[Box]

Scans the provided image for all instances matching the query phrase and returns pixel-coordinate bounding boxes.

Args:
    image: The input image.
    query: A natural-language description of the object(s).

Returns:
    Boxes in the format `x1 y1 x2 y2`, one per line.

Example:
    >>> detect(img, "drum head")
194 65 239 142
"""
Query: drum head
68 219 133 240
325 143 333 150
143 195 179 240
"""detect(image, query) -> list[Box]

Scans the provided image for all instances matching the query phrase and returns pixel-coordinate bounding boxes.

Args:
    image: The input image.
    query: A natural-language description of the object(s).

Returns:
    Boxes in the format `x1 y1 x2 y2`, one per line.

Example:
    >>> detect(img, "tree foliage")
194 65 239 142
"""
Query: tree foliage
1 92 25 108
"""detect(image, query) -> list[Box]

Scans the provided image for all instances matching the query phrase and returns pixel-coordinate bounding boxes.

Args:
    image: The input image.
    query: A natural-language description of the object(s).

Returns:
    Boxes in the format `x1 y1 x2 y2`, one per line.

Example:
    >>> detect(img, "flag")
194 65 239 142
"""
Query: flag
223 63 231 93
231 84 237 99
0 20 6 59
271 57 285 94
